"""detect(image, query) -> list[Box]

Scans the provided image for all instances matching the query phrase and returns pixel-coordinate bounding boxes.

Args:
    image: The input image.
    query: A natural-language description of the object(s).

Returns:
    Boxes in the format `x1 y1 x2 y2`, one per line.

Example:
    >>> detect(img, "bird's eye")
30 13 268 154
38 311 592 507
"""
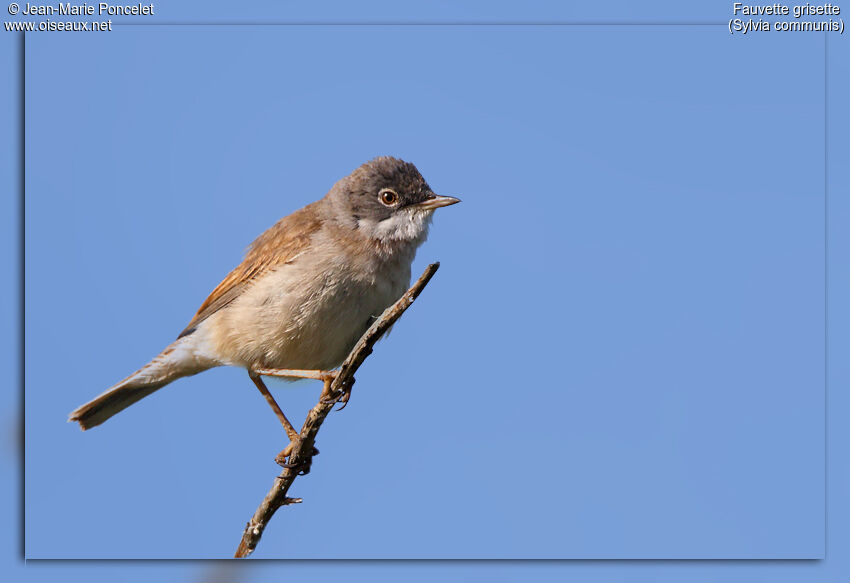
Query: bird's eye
379 189 399 206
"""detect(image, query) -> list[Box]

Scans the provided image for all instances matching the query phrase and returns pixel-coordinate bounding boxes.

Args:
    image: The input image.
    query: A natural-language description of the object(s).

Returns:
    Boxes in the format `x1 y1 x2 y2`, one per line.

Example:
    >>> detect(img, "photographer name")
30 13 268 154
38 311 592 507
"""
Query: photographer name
21 2 154 16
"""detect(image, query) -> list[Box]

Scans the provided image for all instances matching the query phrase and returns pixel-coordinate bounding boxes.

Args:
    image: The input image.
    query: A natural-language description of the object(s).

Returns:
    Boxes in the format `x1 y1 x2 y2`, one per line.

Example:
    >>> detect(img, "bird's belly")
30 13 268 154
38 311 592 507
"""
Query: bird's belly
271 287 380 370
209 260 408 371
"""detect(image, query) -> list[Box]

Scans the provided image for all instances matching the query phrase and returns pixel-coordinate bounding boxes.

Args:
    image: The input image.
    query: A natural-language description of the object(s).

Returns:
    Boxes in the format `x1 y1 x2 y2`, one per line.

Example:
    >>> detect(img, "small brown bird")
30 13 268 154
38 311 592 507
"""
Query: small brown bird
69 157 459 452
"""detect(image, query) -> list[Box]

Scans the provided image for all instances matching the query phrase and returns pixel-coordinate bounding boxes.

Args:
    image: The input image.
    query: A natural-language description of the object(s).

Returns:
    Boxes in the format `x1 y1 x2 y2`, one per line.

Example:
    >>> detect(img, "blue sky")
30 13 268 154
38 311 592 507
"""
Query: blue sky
3 1 850 581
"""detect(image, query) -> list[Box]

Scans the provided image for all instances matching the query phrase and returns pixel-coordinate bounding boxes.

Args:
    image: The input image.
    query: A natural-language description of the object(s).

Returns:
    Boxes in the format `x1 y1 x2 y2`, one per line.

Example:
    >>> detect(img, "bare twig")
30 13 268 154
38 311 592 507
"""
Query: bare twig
234 262 441 558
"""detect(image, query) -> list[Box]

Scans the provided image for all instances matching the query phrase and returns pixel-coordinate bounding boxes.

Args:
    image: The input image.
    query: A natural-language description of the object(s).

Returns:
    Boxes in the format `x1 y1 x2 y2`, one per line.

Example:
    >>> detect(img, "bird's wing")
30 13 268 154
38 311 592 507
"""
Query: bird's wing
177 203 322 339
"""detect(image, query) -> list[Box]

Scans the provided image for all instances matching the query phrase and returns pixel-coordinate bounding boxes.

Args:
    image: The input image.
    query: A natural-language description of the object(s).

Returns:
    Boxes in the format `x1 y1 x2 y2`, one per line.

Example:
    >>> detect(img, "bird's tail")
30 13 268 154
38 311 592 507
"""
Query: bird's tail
68 336 215 430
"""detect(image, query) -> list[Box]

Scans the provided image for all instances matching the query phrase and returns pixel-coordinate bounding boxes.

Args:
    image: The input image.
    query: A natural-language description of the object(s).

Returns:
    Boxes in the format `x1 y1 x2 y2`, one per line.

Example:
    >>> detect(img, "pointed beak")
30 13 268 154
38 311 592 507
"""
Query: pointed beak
412 193 461 211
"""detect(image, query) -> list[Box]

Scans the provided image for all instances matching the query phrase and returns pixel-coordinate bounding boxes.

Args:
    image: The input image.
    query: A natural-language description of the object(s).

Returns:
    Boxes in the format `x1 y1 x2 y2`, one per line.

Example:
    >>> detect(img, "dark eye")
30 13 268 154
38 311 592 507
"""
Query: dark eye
379 188 399 206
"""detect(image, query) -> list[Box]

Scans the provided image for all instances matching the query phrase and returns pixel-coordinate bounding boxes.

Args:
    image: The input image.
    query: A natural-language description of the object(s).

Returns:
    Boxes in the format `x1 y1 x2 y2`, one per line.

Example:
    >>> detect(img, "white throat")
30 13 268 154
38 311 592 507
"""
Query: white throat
361 207 434 247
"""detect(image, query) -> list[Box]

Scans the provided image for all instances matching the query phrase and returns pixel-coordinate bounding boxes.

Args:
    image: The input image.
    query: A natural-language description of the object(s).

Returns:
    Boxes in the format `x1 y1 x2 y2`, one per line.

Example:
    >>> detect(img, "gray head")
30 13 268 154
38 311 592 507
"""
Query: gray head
327 156 459 248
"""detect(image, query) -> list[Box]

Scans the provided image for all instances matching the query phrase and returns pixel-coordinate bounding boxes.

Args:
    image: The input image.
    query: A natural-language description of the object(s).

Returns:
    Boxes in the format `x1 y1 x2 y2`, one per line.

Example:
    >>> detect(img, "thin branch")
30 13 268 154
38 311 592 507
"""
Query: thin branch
234 262 441 558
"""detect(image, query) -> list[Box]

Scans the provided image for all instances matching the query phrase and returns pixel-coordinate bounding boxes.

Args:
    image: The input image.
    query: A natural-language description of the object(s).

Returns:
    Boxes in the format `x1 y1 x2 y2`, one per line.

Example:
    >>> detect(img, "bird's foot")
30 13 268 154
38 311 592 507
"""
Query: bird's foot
320 375 355 410
275 439 320 475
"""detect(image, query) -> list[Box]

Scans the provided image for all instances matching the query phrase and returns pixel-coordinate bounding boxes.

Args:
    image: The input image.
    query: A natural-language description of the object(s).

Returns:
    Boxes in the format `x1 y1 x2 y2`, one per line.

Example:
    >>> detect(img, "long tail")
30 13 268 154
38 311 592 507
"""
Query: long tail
68 337 214 430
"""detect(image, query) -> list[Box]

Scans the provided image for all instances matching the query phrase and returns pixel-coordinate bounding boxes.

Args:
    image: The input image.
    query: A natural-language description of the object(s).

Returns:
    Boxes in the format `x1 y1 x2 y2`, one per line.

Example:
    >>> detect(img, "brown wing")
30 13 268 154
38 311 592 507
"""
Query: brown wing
177 203 322 339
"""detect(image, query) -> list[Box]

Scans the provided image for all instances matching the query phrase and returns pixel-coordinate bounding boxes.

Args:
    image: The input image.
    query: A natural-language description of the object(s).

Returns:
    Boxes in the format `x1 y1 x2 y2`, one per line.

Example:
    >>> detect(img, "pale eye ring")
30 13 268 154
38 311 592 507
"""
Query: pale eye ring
379 188 399 206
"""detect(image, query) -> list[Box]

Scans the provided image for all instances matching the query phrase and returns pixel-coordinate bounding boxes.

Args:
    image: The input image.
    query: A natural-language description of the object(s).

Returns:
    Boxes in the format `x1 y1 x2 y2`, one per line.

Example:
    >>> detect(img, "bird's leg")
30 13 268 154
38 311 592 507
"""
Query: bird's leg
249 371 321 472
249 372 300 442
252 368 337 382
254 367 354 409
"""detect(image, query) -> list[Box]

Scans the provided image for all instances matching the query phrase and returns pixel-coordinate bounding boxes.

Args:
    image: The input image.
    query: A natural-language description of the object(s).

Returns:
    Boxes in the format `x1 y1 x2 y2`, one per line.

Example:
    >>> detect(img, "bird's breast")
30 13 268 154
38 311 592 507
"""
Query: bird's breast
206 247 411 371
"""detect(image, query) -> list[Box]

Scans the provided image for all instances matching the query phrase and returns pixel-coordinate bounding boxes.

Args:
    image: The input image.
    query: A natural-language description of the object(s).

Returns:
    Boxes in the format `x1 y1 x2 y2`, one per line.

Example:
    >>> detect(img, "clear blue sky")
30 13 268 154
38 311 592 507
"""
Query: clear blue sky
3 0 850 581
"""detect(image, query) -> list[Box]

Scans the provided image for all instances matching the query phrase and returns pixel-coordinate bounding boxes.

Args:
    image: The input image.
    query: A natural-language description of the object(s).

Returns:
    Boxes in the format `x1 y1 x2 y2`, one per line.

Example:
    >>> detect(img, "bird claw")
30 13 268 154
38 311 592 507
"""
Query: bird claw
320 376 355 410
275 442 319 475
335 389 352 411
282 458 312 476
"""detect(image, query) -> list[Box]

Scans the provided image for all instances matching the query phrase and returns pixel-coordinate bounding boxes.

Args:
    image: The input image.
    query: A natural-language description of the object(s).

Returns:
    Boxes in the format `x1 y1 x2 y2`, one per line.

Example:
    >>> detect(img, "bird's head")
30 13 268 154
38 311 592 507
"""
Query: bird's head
328 157 460 250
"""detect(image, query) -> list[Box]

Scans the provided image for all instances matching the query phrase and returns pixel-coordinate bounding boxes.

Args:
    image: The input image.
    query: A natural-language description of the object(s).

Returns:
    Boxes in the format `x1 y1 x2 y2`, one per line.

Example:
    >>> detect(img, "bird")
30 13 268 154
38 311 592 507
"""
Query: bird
68 156 459 460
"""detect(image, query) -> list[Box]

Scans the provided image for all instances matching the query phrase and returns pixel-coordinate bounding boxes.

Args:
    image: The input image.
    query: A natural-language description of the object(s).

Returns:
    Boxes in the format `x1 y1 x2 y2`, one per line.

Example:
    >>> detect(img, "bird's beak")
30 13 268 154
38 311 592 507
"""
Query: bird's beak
413 193 461 211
